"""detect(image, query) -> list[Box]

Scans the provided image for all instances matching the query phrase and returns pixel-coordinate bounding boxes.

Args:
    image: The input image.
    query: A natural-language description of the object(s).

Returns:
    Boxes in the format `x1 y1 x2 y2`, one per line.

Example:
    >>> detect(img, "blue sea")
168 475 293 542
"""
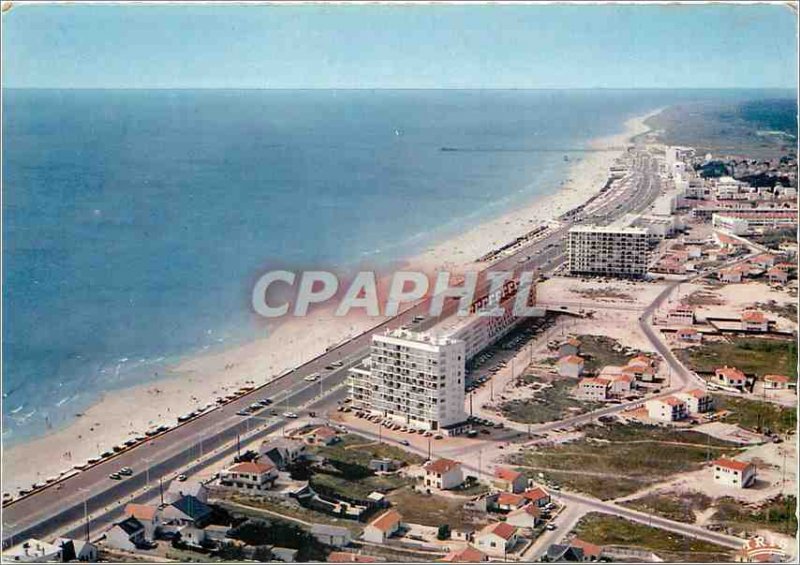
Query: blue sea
1 88 792 444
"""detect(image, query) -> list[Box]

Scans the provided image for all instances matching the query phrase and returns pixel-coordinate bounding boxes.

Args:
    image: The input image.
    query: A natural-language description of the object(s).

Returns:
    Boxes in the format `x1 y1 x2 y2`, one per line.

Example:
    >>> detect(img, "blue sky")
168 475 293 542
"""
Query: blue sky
2 3 797 89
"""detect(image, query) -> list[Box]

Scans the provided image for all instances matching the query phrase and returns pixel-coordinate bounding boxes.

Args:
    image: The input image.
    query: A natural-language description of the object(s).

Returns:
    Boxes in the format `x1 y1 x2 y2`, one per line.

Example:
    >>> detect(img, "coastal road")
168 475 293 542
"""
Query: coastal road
2 146 660 547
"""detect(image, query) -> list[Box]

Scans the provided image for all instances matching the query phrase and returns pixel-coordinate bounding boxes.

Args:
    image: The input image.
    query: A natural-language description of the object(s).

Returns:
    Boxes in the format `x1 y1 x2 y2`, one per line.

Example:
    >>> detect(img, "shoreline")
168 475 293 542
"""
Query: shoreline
1 108 660 494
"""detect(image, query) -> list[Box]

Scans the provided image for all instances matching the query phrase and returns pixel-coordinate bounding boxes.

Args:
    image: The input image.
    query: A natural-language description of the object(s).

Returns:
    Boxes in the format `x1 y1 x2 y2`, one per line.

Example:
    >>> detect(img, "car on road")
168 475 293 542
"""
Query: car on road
236 410 250 416
108 473 122 480
545 524 557 531
176 474 188 482
119 467 133 476
331 361 344 368
258 398 272 406
400 440 410 446
304 373 320 382
249 403 262 411
283 412 298 419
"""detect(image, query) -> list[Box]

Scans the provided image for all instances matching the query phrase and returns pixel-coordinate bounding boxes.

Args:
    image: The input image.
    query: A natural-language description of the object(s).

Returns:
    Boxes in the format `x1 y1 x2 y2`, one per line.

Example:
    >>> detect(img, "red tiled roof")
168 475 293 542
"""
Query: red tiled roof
496 492 524 507
717 366 746 380
368 509 402 532
328 552 378 563
494 467 522 482
510 503 541 518
682 388 709 399
764 374 790 383
311 426 338 439
440 547 487 562
228 460 275 475
523 487 549 503
571 538 602 558
713 458 753 472
559 355 584 365
660 396 685 407
424 458 461 475
481 522 516 540
125 503 157 521
742 310 766 323
580 377 610 386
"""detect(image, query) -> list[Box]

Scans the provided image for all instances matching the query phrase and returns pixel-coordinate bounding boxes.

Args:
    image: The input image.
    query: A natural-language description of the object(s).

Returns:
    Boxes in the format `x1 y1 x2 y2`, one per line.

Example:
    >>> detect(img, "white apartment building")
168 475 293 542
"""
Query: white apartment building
349 329 467 431
568 225 650 278
712 458 756 488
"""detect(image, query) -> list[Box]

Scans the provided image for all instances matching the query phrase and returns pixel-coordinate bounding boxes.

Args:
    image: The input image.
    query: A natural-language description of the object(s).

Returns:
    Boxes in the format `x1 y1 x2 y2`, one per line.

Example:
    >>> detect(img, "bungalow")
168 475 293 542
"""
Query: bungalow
304 426 340 446
767 267 789 284
475 522 518 557
624 357 656 382
522 486 551 508
676 389 714 414
713 458 756 488
763 375 792 390
645 396 687 422
750 253 777 269
55 538 98 562
676 327 702 343
161 495 213 529
558 337 581 358
2 539 62 563
492 467 527 494
423 458 463 491
105 517 147 552
741 310 769 332
576 377 610 401
440 547 488 563
715 366 747 390
506 504 541 529
219 459 278 492
606 373 635 396
259 438 307 470
363 509 403 544
310 524 352 548
124 503 161 541
570 539 603 561
492 491 526 513
557 355 585 378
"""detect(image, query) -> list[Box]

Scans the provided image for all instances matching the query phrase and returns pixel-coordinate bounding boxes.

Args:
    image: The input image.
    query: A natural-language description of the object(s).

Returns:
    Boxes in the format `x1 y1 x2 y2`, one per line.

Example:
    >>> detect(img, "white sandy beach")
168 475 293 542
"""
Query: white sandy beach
2 110 657 494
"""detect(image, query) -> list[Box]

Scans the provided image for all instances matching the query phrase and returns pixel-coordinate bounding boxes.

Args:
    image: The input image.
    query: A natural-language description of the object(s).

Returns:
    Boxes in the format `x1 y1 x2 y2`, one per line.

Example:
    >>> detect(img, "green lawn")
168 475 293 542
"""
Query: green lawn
572 513 735 562
507 424 739 500
678 338 797 379
715 395 797 435
500 378 602 424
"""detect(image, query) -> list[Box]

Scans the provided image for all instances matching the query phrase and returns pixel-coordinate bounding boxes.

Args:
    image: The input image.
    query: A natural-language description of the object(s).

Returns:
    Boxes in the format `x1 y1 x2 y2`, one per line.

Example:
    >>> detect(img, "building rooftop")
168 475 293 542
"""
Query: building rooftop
480 521 517 541
368 509 402 533
228 460 276 475
713 458 753 472
424 458 461 475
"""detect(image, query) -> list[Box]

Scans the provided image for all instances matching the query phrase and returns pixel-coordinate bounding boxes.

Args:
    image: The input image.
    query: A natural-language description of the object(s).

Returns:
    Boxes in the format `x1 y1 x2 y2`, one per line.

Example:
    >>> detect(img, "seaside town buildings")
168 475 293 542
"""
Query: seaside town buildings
568 225 650 277
712 458 757 488
348 329 468 432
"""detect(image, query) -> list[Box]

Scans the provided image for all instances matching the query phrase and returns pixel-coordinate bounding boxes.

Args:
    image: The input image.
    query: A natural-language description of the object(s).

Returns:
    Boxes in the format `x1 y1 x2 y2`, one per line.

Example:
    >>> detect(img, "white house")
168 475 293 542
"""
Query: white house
492 467 527 494
675 327 702 343
646 396 687 422
124 503 162 541
764 375 791 390
105 517 147 552
2 539 62 563
363 509 402 544
522 486 551 507
557 355 585 378
712 458 756 488
166 479 209 504
423 458 463 490
767 267 789 284
475 522 518 557
666 305 695 325
161 495 213 529
260 438 307 470
310 524 352 548
576 377 610 401
715 366 747 390
505 504 540 529
219 460 278 492
676 389 714 414
741 310 769 332
718 267 743 284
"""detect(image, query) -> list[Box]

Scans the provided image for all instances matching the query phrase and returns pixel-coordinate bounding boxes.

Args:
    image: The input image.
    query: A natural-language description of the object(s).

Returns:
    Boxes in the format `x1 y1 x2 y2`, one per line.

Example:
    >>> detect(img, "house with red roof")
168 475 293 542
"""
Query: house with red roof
363 509 403 544
715 366 747 390
675 327 702 343
522 486 551 507
576 377 611 401
219 459 278 492
303 426 341 446
741 310 769 332
767 266 789 284
713 458 756 488
557 355 585 378
423 458 463 490
763 374 792 390
475 522 519 556
124 504 161 541
492 467 527 494
675 389 714 414
439 547 488 562
492 492 526 513
506 504 541 529
645 396 688 422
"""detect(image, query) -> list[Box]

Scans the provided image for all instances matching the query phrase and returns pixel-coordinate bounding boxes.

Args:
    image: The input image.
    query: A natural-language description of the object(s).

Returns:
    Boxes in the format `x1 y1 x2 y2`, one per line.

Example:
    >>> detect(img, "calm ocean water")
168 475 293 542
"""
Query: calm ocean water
1 88 791 444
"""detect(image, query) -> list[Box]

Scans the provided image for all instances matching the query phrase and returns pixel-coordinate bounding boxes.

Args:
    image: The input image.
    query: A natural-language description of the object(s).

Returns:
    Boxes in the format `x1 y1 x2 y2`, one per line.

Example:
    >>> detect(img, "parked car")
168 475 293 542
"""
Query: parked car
108 473 122 480
119 467 133 476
